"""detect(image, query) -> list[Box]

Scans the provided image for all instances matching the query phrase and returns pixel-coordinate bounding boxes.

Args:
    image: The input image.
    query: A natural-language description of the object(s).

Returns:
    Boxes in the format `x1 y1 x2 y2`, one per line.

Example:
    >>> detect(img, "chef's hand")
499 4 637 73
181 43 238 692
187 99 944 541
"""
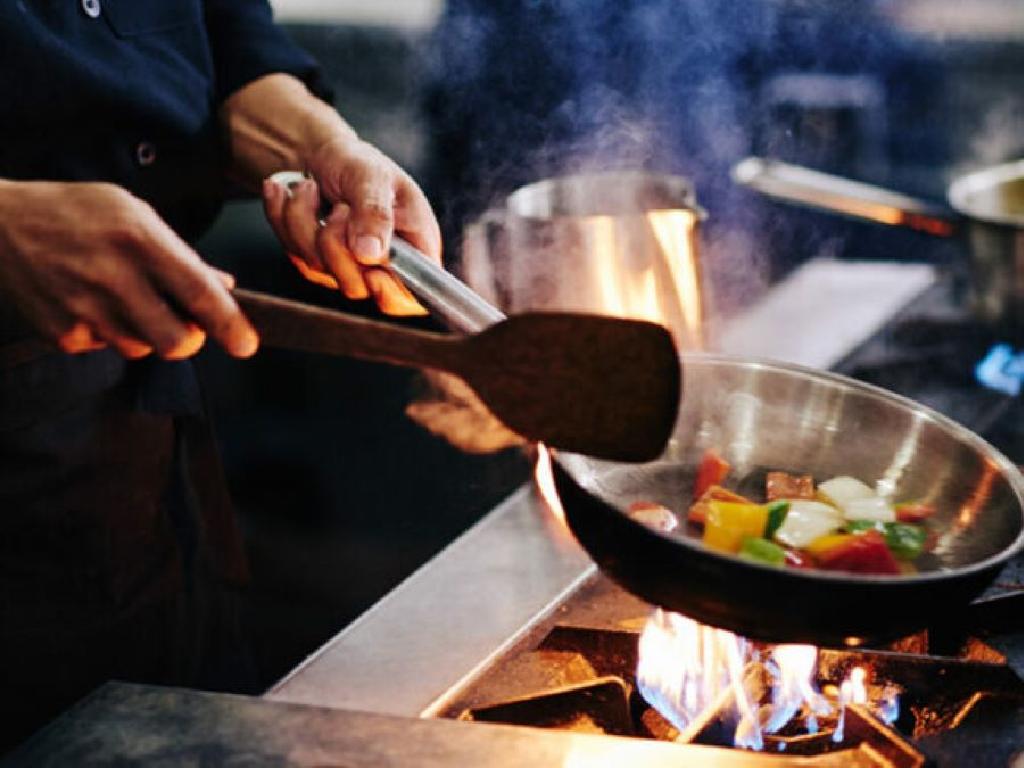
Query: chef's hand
221 73 441 316
0 179 257 359
261 138 441 316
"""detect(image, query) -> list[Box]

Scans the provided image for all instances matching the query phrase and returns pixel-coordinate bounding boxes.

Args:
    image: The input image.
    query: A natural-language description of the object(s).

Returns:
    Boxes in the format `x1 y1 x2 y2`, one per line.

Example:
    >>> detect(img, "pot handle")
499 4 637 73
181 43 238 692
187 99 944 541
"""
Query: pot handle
733 157 958 238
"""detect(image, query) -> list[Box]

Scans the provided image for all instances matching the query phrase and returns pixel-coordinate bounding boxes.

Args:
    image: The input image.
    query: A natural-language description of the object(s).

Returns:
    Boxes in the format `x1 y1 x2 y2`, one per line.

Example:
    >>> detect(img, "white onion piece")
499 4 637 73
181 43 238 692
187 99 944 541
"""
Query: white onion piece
774 500 844 548
817 476 875 509
843 496 896 523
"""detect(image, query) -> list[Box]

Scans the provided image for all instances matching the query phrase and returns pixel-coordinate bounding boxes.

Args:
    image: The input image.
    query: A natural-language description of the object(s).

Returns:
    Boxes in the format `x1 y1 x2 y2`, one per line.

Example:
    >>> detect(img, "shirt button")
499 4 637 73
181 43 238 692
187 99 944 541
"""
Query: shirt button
135 141 157 167
81 0 101 18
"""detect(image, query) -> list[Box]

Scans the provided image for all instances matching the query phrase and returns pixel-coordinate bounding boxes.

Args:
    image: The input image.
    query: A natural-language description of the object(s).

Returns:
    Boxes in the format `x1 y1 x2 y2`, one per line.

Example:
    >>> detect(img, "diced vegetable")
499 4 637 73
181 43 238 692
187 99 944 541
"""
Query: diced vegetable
687 485 753 525
765 501 790 539
895 502 937 523
704 501 769 554
806 533 857 558
766 472 815 501
694 450 730 500
628 501 679 532
739 537 786 567
847 520 885 534
884 523 928 560
847 520 928 560
773 500 844 549
843 496 896 523
784 549 814 569
817 476 876 509
812 529 901 575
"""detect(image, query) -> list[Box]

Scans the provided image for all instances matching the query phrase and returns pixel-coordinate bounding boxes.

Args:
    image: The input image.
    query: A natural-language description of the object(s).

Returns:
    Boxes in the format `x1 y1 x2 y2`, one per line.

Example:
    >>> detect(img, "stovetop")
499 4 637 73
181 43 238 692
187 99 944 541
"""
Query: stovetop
833 275 1024 464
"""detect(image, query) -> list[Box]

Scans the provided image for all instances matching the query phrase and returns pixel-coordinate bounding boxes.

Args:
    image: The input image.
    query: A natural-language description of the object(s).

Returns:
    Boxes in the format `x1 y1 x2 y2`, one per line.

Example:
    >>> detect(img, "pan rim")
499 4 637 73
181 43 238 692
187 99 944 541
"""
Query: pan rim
563 351 1024 586
948 158 1024 229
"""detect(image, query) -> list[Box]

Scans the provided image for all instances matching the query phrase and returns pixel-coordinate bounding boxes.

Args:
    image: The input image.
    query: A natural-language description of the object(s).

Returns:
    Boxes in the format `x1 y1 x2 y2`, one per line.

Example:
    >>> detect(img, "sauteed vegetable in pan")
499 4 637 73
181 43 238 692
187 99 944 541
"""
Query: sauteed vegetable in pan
630 451 938 576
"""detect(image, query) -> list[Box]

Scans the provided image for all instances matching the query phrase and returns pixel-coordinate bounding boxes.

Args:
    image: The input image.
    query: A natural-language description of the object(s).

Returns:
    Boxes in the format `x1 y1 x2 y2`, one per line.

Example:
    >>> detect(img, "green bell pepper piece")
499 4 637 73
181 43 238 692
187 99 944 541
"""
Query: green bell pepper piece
884 523 927 560
765 501 790 539
739 536 786 567
847 519 885 534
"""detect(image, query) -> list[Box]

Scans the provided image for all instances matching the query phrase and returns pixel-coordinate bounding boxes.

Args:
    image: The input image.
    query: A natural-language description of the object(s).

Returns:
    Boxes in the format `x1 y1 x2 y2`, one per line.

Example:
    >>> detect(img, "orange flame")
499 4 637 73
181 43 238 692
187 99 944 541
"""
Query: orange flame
535 444 566 526
647 209 703 347
582 210 703 350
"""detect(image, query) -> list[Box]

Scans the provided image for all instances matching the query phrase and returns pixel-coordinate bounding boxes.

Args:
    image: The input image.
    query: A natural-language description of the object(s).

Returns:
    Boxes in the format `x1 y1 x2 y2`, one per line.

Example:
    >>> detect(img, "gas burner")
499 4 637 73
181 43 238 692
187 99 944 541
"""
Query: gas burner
436 577 1024 768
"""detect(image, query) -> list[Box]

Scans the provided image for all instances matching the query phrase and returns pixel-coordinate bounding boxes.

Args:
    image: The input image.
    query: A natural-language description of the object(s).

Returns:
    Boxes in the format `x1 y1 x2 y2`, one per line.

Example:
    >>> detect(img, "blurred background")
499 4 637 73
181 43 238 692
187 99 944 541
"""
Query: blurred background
196 0 1024 691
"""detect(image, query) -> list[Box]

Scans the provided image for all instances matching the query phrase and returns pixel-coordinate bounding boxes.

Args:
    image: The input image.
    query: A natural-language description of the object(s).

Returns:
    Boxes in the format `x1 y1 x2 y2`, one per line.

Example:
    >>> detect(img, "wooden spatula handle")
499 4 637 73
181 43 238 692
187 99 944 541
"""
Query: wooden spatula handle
232 288 463 374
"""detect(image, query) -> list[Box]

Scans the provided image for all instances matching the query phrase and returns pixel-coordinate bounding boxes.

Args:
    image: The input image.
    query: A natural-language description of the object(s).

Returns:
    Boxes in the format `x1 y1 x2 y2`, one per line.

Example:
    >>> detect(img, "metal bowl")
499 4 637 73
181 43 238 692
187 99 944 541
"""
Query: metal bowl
555 353 1024 644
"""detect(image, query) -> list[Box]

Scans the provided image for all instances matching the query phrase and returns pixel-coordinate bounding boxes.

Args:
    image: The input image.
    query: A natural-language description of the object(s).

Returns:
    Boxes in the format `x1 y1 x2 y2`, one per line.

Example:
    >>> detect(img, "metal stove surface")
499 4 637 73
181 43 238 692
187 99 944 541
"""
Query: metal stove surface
833 276 1024 464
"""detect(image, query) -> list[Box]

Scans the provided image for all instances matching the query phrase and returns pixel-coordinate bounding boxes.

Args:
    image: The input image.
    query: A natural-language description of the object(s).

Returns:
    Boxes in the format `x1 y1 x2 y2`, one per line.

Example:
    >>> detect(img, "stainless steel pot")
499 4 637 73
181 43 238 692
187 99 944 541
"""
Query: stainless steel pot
461 171 709 351
733 156 1024 333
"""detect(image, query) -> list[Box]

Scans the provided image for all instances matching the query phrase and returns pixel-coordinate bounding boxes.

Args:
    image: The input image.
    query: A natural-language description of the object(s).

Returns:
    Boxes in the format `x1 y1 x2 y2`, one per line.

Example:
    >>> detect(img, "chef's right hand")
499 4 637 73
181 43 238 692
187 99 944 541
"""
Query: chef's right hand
0 180 258 359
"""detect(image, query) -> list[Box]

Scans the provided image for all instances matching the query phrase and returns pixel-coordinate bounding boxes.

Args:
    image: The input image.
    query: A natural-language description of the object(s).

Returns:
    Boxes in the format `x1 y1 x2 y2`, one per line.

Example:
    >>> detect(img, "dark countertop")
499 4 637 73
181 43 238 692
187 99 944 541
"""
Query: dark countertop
4 681 794 768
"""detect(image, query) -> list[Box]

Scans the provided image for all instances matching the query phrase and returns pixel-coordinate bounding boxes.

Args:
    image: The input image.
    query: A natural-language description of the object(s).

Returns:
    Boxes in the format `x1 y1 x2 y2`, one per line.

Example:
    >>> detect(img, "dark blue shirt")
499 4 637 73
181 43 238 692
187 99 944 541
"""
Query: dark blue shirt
1 0 321 241
0 0 324 671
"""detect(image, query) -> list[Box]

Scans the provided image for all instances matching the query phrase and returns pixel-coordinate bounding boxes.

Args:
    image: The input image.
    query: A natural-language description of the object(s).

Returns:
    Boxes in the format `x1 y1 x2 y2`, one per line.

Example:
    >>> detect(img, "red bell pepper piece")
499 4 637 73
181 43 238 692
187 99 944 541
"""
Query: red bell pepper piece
784 549 814 569
814 529 901 575
694 450 730 500
895 503 936 523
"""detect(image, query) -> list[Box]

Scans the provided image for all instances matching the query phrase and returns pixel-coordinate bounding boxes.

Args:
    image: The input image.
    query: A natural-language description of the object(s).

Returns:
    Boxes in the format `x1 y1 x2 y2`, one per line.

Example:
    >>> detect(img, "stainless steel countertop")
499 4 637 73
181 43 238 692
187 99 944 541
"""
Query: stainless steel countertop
267 485 595 716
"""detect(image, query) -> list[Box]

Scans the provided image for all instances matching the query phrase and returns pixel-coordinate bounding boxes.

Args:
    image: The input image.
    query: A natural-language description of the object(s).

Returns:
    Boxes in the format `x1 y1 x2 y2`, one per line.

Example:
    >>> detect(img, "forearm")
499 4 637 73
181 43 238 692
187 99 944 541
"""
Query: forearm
219 73 358 189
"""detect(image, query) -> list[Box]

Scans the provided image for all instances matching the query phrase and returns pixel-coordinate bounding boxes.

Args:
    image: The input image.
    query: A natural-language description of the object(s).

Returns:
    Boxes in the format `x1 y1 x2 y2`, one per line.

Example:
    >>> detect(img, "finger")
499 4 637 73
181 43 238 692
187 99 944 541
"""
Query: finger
140 221 258 358
317 205 370 300
56 321 108 354
394 177 443 264
283 179 327 272
364 268 428 317
67 296 152 359
163 324 206 361
344 168 395 267
288 253 339 290
212 268 236 290
108 269 205 359
262 178 297 254
92 320 153 359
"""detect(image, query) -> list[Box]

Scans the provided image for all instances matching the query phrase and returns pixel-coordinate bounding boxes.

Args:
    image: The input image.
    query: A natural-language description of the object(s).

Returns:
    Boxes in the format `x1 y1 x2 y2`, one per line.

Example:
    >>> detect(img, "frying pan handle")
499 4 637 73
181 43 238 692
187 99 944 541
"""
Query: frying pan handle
733 157 959 238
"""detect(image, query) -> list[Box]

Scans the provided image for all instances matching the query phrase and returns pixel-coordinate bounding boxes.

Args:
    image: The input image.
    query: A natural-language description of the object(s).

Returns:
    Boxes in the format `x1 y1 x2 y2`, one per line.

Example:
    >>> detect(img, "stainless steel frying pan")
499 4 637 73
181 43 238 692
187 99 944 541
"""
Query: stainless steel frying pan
392 220 1024 646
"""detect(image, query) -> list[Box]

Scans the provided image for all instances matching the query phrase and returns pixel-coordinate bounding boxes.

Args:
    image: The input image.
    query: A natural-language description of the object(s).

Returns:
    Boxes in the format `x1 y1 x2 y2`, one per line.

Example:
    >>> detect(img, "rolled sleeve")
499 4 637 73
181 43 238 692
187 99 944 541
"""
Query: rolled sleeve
203 0 333 103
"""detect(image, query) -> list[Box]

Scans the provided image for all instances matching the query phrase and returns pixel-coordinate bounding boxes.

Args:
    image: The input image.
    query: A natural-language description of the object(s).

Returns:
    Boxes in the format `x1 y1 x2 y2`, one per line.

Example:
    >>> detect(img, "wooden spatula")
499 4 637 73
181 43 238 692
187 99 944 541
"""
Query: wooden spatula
233 288 680 462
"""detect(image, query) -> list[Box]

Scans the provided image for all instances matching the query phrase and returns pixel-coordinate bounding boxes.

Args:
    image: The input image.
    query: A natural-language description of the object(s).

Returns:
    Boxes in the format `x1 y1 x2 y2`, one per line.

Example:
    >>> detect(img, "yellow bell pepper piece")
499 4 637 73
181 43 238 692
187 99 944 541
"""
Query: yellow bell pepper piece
703 501 769 554
805 533 856 558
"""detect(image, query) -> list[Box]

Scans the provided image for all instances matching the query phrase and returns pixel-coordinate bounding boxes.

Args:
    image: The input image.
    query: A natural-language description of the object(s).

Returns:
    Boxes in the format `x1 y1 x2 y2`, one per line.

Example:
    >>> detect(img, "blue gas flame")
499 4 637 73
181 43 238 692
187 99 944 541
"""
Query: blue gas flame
976 344 1024 396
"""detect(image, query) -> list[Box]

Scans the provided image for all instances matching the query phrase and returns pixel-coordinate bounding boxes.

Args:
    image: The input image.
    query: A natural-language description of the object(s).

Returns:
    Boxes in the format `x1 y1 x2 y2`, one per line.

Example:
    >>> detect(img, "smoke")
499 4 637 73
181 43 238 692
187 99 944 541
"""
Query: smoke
964 98 1024 169
409 0 1024 452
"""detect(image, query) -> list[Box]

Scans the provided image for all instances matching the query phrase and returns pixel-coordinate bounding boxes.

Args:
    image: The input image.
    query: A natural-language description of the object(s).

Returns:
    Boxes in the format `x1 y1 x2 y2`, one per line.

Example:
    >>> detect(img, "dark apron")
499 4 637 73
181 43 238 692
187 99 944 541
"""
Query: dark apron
0 338 250 750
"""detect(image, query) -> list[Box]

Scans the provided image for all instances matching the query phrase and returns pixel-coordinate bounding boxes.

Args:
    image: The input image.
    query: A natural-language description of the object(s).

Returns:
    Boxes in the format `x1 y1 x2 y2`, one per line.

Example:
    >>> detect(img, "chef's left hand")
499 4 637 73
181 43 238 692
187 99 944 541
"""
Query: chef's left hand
261 137 441 316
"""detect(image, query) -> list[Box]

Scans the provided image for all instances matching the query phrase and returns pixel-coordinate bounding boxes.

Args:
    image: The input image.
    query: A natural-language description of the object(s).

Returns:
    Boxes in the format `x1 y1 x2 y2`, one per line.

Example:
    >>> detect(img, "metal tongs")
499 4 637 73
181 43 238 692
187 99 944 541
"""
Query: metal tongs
234 195 680 463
